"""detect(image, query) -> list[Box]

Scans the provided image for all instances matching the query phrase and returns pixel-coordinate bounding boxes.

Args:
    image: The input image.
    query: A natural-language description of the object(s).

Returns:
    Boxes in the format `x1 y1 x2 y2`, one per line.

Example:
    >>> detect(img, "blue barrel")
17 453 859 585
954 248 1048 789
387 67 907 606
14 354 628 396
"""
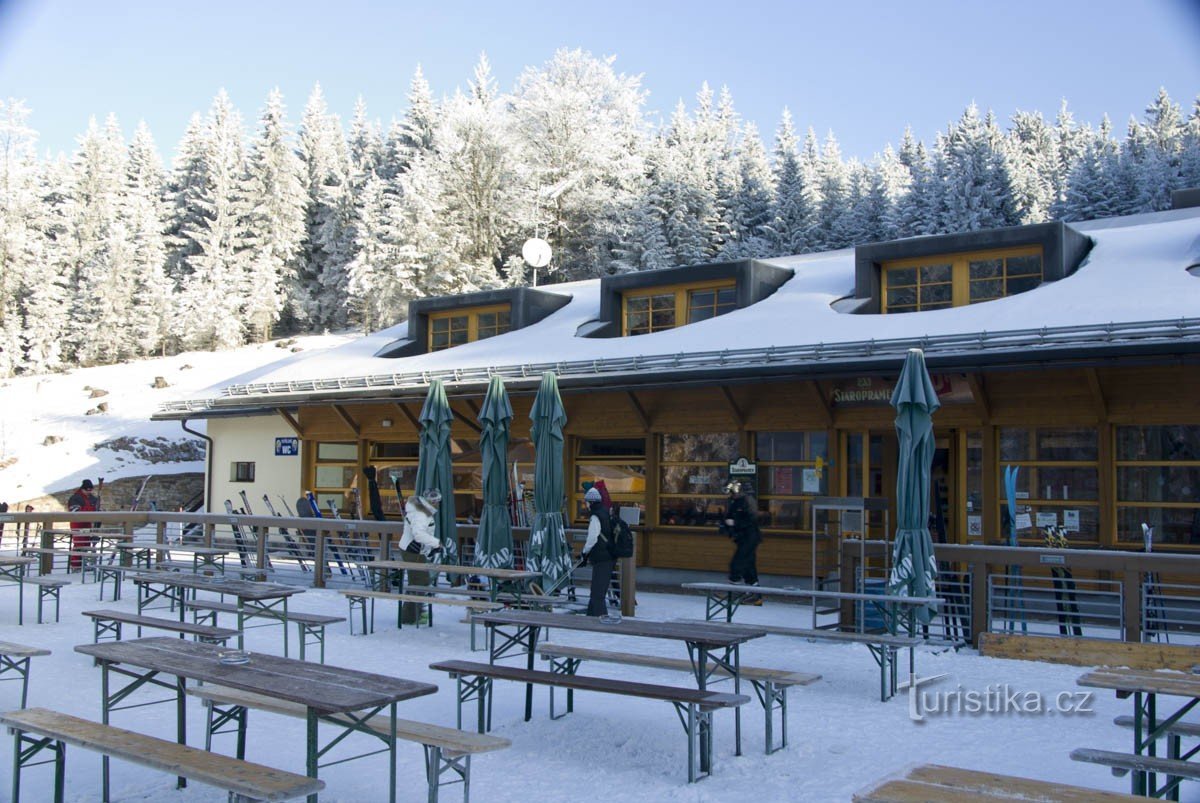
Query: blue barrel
859 578 888 632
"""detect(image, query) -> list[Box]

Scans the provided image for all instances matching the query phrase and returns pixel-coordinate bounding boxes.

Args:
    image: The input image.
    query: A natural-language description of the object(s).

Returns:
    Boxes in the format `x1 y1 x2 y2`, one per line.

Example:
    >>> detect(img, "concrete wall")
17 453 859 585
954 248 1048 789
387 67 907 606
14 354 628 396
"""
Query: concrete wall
208 416 302 514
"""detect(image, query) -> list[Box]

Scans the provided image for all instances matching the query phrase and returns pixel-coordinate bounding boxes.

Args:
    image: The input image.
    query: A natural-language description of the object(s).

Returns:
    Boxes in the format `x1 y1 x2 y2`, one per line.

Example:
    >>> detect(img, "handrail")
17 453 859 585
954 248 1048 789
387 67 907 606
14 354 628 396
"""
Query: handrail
156 316 1200 412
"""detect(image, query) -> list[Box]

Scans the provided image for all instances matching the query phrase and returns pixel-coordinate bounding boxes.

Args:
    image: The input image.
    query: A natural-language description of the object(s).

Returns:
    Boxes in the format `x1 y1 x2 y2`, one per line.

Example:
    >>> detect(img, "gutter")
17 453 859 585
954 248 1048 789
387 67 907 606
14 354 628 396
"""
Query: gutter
180 419 213 512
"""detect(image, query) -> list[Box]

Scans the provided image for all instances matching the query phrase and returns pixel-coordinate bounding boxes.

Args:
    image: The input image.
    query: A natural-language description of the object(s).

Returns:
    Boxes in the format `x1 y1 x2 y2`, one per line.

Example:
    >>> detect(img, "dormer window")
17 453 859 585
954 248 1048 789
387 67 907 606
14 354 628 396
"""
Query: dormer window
429 305 510 351
882 246 1043 314
623 281 737 336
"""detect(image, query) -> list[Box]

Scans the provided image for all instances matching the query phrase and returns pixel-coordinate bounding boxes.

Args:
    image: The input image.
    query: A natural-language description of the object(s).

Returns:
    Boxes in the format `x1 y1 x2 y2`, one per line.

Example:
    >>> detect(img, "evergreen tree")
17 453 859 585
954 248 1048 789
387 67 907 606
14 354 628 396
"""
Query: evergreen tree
814 132 851 249
383 65 438 178
767 109 812 253
1007 110 1058 224
937 105 1017 232
1181 95 1200 188
1124 89 1185 212
164 114 208 285
345 174 410 331
123 122 172 356
720 122 774 259
1060 119 1123 221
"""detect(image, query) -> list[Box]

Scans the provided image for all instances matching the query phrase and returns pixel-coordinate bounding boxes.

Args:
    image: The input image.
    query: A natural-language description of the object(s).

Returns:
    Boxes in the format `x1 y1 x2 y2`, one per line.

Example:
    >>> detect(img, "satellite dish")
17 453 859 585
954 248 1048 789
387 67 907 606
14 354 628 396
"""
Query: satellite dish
522 238 552 269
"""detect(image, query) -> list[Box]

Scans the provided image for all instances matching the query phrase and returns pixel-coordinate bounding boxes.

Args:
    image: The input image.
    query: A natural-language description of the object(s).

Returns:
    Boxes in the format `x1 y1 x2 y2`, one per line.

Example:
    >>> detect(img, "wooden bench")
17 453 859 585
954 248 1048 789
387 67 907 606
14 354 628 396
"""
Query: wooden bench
0 706 323 802
341 589 503 636
536 642 819 754
82 609 239 645
0 641 50 708
187 684 509 803
1071 747 1200 798
405 584 584 610
854 763 1148 801
429 659 749 783
183 600 344 663
24 576 70 623
979 632 1200 670
674 617 919 702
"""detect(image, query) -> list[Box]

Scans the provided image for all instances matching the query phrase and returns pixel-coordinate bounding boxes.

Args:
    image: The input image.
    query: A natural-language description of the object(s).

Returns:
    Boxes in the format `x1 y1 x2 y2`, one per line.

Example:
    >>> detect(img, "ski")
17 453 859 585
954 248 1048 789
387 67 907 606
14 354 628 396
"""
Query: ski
130 475 153 512
305 491 348 576
239 490 271 571
263 494 309 572
223 499 252 568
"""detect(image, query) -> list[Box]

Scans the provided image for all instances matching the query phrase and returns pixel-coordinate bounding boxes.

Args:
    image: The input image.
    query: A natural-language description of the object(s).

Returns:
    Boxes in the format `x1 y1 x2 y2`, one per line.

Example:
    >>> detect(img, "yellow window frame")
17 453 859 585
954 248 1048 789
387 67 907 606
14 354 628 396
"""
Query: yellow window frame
881 245 1043 314
427 304 511 351
621 279 737 336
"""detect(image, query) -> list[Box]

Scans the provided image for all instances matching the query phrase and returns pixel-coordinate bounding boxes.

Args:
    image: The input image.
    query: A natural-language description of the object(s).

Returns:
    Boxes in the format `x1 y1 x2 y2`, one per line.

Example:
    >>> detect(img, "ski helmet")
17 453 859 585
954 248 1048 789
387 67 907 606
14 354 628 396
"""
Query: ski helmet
584 487 602 503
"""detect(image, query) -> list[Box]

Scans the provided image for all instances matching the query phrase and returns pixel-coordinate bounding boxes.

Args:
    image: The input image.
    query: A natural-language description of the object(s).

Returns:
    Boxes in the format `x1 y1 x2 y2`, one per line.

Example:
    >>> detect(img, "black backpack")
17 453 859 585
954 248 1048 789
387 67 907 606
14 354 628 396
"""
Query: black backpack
608 516 635 559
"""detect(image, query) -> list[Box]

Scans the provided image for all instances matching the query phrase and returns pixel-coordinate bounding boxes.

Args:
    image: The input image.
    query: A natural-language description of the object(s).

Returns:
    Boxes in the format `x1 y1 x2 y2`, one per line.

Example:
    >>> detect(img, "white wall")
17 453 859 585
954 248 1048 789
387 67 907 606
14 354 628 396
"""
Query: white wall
207 416 303 514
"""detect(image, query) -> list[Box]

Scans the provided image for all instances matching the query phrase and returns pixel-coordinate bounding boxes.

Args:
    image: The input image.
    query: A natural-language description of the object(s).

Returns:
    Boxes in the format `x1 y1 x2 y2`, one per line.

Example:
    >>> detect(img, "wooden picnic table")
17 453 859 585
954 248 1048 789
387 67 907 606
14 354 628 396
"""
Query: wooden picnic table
0 555 36 625
366 560 541 603
682 581 943 629
130 571 305 655
75 636 436 803
471 608 765 756
1078 667 1200 798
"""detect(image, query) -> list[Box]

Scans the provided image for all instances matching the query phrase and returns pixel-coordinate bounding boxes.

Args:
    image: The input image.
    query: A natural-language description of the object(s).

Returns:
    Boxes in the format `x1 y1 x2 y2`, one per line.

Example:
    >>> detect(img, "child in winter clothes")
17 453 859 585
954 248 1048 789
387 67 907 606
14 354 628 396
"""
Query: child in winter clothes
400 489 444 559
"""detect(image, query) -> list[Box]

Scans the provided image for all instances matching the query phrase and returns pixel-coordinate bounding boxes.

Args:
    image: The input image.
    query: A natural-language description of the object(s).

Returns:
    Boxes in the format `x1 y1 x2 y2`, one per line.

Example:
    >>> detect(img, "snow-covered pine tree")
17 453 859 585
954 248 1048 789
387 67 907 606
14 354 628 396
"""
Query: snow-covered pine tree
720 121 774 259
658 99 716 266
345 174 410 332
123 122 172 356
382 65 438 180
813 132 851 250
164 114 209 287
1182 95 1200 189
21 154 71 373
175 90 250 350
1059 119 1123 221
1006 110 1059 224
893 128 934 236
936 105 1018 232
348 97 382 188
243 88 306 340
767 109 812 254
1124 89 1185 213
1052 101 1089 214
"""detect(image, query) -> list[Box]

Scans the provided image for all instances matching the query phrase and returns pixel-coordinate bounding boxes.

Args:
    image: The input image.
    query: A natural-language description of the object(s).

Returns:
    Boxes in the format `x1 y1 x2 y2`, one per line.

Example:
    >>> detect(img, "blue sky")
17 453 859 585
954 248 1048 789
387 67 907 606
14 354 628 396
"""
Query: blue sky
1 0 1198 162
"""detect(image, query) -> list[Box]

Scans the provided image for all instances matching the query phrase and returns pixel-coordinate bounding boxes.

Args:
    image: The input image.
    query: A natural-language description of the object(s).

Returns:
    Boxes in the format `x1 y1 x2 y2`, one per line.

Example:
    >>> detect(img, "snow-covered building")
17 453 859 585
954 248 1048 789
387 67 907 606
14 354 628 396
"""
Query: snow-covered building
156 199 1200 576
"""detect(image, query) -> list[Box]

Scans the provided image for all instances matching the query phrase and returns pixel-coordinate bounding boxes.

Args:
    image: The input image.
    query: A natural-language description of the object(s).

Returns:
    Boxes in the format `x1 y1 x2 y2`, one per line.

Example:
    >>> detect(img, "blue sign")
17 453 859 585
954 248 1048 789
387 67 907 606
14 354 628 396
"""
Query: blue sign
275 437 299 456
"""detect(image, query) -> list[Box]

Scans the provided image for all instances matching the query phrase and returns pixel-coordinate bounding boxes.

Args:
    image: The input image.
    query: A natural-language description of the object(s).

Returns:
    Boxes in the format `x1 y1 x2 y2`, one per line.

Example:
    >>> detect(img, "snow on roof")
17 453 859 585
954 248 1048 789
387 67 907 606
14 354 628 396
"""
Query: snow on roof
162 207 1200 413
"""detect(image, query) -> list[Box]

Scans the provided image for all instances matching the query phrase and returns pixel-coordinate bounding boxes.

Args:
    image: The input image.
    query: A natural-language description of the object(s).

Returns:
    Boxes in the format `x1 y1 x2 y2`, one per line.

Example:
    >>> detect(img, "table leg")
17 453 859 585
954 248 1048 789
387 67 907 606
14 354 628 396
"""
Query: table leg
17 570 24 627
100 663 110 803
388 701 397 803
175 675 187 789
307 707 319 803
693 644 712 774
283 597 290 658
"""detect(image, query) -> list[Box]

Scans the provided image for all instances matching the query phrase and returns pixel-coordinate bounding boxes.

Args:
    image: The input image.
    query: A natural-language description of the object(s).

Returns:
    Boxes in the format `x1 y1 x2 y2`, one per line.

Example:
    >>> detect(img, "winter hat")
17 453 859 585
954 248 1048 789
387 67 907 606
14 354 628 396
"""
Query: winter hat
584 487 602 503
81 479 94 490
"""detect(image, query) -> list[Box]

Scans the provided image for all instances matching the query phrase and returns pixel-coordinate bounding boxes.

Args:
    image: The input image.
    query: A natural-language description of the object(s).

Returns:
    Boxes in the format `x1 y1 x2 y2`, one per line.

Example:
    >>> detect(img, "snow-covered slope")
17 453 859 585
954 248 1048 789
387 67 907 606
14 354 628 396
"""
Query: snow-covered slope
0 333 356 501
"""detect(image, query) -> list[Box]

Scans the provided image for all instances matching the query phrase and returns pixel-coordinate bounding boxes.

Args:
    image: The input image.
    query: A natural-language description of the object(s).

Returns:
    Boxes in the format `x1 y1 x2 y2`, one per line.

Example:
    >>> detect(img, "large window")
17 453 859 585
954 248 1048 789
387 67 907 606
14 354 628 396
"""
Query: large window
623 282 737 336
658 433 739 527
999 427 1099 544
882 246 1043 314
754 431 829 531
573 438 646 524
428 305 511 351
1116 425 1200 546
312 441 358 513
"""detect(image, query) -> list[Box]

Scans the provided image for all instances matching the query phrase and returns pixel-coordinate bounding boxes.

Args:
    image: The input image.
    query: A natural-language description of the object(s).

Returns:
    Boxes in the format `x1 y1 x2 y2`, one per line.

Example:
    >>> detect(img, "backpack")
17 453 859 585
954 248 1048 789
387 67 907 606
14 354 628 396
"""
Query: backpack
608 516 635 559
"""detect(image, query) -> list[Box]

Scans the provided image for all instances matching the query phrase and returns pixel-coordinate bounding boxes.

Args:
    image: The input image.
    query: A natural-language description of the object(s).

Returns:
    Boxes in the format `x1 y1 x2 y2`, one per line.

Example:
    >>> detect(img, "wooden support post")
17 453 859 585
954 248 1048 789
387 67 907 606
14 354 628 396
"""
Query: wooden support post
970 561 988 648
625 392 650 431
394 402 421 433
719 386 745 431
965 374 990 423
806 381 833 428
332 405 360 437
314 531 327 589
276 408 304 437
1124 569 1141 643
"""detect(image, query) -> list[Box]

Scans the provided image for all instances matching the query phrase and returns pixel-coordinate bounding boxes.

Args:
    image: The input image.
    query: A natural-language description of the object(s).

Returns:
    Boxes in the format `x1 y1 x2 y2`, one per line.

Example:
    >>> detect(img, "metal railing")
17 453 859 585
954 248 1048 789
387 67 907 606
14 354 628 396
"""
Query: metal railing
987 571 1124 640
1142 581 1200 645
156 316 1200 412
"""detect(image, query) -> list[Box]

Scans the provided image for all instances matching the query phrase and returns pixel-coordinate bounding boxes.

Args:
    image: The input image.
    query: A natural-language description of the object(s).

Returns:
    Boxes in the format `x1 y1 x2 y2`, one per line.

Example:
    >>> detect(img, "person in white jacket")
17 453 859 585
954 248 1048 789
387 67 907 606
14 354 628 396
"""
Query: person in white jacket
400 489 444 558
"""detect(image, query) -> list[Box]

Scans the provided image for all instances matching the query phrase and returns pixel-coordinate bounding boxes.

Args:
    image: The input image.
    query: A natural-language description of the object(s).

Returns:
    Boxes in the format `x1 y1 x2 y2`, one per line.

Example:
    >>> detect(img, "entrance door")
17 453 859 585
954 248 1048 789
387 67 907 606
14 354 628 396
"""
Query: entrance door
840 430 897 582
932 432 955 544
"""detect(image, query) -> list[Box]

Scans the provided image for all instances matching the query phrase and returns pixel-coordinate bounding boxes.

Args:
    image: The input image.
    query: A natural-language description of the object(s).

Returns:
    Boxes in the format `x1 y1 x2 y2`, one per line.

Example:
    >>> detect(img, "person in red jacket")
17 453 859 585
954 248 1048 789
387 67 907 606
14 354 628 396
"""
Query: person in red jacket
67 479 100 570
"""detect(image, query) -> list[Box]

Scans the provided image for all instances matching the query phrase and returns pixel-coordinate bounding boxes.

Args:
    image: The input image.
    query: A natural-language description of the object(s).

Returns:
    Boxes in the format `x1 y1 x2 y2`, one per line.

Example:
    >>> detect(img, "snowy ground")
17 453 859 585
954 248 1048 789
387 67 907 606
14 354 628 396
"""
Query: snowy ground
0 578 1174 802
0 333 356 503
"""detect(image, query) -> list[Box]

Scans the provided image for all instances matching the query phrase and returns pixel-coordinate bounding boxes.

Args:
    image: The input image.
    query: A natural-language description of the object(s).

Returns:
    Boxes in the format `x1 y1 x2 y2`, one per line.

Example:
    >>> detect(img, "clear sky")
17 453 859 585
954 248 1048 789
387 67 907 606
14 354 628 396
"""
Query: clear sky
1 0 1198 163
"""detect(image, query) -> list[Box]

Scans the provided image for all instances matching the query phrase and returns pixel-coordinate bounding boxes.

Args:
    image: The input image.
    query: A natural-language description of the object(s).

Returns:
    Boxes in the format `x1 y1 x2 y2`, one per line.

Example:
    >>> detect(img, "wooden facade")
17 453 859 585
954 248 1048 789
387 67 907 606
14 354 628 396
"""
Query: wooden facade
284 362 1200 579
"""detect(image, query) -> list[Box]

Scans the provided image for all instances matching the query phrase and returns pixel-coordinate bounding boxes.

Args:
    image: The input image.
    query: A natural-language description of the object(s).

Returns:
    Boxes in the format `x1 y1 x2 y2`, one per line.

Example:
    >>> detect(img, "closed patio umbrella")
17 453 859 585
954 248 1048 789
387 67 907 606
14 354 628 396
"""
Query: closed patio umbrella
526 372 574 592
416 379 458 564
887 348 940 626
474 375 514 568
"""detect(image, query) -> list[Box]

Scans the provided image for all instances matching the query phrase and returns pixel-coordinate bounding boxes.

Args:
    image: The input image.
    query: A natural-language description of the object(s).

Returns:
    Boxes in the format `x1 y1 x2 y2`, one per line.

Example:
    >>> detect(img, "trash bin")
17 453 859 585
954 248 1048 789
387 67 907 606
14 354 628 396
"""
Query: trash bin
859 578 888 632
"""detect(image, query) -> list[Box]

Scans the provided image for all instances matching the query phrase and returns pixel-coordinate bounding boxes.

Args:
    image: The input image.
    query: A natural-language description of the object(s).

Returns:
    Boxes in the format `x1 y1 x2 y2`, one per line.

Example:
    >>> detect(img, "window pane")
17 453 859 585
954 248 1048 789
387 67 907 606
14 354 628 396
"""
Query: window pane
1117 425 1200 461
431 318 448 334
626 311 649 332
578 438 647 458
920 263 952 283
1006 274 1041 294
717 288 736 305
1118 466 1200 502
756 432 809 461
760 465 828 495
578 463 647 494
969 279 1003 302
1037 428 1097 461
651 309 675 329
966 430 984 521
450 329 469 345
661 433 740 462
887 268 917 286
689 290 714 307
496 310 510 329
660 465 727 495
1035 467 1100 500
1006 254 1042 276
626 296 649 313
887 287 917 307
921 284 952 304
650 294 675 311
999 428 1032 462
431 332 449 350
477 312 496 329
759 498 812 530
660 496 727 527
371 442 421 460
1118 507 1200 545
688 307 714 323
969 258 1003 279
317 442 357 461
315 465 356 487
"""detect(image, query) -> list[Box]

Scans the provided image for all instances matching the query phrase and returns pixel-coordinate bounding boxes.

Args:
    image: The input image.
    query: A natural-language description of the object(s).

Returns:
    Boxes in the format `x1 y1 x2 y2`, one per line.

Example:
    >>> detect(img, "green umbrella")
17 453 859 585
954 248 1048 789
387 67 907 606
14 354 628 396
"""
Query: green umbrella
886 348 940 626
416 379 458 564
475 375 514 568
527 372 573 591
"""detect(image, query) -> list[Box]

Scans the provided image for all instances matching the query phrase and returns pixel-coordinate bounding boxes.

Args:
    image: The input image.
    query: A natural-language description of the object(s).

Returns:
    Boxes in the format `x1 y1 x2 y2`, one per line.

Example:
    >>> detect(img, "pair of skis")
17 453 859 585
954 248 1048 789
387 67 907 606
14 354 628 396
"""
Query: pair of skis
1044 525 1083 637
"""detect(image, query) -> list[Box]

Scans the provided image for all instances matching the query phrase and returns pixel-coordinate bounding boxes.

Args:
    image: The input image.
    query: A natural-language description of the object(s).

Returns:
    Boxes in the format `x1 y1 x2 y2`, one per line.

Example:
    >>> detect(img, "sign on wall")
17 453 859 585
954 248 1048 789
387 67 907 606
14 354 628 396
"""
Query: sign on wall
829 374 972 405
275 437 300 456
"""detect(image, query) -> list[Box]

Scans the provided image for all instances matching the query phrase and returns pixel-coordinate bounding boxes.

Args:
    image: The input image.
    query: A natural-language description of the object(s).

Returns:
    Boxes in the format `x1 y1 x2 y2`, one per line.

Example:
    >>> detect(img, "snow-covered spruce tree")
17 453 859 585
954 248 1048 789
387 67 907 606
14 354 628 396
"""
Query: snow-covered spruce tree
1006 110 1059 225
719 121 774 259
1052 101 1089 214
298 84 353 329
243 88 306 340
1123 89 1185 213
870 144 912 242
382 66 438 181
68 115 135 365
936 105 1018 232
394 152 460 297
766 109 813 254
893 128 935 236
164 114 209 288
657 100 718 266
22 154 71 373
508 48 647 279
345 174 410 332
175 90 250 350
813 132 852 250
348 97 382 188
0 99 52 375
1182 95 1200 189
1059 119 1123 222
123 122 172 357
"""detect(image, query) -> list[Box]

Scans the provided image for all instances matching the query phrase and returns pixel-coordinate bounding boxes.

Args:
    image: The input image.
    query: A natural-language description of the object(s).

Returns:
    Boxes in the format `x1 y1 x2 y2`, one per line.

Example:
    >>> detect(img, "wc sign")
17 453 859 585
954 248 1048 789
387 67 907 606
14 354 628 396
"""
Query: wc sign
275 437 299 456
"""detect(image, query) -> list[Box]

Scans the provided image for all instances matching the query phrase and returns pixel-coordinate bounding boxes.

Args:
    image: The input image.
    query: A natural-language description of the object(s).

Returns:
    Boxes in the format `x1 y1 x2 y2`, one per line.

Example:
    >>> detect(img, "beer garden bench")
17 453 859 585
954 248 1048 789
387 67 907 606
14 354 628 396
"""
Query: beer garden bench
187 684 510 803
853 763 1148 801
183 599 344 662
0 707 323 802
82 609 239 645
0 641 50 708
536 642 820 754
429 659 749 783
340 589 503 636
24 576 70 624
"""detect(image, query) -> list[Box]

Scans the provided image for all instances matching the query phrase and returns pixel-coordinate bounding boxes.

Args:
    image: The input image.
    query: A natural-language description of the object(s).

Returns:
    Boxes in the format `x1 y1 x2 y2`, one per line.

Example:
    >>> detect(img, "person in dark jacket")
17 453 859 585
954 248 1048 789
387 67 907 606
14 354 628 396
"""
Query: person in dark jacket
68 479 100 570
581 486 616 617
724 481 763 603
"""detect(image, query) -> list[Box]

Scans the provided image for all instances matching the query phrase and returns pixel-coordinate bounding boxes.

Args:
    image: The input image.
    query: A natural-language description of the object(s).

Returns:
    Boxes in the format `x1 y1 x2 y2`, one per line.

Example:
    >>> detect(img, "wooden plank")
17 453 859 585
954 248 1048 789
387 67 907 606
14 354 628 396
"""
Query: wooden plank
82 609 239 640
682 581 943 606
0 707 323 800
341 590 504 609
186 685 511 755
855 779 1021 802
75 637 437 715
0 641 50 658
978 633 1200 671
395 402 422 432
1114 714 1200 738
537 643 821 686
906 764 1145 802
1078 668 1200 697
672 618 920 647
473 609 766 647
1071 747 1200 779
430 660 750 708
332 405 360 436
130 571 304 601
366 561 540 581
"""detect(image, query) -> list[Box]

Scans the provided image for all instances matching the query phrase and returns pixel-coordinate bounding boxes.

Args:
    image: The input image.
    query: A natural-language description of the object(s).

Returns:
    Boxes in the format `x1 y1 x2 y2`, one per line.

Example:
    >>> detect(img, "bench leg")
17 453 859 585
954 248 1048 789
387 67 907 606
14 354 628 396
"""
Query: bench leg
12 730 66 803
454 674 492 733
203 700 248 759
547 657 580 720
424 745 471 803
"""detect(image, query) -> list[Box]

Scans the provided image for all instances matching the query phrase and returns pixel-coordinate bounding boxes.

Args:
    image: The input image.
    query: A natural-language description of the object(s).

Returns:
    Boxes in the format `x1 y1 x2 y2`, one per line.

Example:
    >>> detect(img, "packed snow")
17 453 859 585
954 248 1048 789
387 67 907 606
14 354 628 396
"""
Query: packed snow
0 579 1164 801
0 333 355 503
